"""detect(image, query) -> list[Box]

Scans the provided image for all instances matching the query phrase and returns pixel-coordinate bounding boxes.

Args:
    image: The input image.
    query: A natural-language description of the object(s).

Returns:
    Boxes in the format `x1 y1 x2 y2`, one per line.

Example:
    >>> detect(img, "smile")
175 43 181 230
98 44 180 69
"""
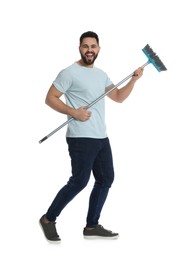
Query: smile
86 53 94 58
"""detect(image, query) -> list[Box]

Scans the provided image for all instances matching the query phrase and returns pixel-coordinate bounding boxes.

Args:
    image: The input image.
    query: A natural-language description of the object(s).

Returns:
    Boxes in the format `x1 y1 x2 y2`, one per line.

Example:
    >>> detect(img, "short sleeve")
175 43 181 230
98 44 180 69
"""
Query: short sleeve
53 69 72 94
105 75 113 87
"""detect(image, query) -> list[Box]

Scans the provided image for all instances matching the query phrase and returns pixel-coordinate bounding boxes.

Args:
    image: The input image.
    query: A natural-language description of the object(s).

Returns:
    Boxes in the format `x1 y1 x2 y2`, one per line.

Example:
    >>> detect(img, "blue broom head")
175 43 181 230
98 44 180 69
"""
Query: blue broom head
142 44 167 72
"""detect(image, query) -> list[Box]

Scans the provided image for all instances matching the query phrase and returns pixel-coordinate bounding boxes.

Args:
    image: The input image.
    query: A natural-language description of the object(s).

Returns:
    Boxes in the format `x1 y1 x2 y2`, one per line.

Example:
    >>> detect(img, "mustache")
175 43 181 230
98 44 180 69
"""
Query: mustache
85 52 95 55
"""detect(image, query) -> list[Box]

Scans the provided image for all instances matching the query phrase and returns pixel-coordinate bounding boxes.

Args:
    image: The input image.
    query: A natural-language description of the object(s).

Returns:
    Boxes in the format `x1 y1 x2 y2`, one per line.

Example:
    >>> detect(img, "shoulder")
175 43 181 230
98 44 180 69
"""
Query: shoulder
94 66 106 73
55 63 77 80
59 63 76 74
93 66 113 86
93 66 109 76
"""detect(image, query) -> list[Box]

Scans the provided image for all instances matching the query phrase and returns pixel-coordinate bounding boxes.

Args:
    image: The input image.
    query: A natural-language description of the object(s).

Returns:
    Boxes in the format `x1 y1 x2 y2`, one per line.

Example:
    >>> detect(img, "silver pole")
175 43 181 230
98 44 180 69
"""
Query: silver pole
39 61 149 144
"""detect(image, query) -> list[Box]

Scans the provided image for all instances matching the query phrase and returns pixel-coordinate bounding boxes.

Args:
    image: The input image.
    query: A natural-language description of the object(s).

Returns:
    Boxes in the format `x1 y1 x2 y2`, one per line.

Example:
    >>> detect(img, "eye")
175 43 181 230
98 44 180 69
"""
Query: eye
82 44 89 49
81 44 98 49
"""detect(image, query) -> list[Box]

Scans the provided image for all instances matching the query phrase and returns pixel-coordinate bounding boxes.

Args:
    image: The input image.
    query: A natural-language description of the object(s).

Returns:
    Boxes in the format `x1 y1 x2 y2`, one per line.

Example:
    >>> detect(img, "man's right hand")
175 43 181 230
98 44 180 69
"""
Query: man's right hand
72 106 92 121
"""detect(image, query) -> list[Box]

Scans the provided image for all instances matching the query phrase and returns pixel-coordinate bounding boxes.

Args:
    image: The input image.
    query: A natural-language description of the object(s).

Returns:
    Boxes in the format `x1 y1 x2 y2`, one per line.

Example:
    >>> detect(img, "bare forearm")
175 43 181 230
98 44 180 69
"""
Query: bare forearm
107 67 144 103
45 95 76 117
45 84 91 121
116 77 137 103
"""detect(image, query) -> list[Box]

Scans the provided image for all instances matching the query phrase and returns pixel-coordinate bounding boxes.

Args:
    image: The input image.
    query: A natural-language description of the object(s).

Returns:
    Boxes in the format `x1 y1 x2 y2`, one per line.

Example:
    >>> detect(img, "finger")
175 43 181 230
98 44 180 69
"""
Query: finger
86 110 92 116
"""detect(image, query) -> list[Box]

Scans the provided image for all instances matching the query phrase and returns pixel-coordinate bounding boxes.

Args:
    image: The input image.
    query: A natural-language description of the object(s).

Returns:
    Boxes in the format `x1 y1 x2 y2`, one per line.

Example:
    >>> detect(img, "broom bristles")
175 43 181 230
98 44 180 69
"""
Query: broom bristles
142 44 167 72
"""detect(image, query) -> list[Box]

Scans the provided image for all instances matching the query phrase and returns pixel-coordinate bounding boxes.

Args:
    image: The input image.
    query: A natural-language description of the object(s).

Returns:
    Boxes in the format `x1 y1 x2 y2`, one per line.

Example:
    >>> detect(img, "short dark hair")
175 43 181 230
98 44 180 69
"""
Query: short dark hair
80 31 99 45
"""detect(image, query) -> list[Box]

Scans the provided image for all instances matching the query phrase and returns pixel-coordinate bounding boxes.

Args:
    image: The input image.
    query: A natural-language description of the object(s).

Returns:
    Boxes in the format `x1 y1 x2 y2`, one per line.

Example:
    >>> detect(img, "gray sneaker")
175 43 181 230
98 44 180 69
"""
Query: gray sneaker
39 215 61 242
83 224 119 239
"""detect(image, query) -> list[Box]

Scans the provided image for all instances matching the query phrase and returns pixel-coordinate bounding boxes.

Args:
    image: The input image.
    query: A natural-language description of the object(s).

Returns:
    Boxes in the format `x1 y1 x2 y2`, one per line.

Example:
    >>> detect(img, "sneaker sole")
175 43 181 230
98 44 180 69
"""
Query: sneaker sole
83 234 119 240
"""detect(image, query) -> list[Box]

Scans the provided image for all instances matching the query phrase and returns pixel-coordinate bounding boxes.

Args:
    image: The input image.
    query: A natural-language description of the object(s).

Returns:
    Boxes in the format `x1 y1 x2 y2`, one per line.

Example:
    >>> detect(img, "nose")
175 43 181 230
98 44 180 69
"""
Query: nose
87 46 93 52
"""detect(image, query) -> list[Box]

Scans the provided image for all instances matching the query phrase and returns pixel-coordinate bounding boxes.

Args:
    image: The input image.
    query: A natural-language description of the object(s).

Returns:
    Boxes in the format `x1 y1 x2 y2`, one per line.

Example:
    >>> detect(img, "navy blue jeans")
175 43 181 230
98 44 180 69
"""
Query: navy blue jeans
46 137 114 227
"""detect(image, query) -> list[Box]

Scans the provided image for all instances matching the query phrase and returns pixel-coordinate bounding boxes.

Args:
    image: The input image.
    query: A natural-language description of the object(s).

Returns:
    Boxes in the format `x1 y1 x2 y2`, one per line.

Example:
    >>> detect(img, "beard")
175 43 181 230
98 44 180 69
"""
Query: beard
80 51 99 65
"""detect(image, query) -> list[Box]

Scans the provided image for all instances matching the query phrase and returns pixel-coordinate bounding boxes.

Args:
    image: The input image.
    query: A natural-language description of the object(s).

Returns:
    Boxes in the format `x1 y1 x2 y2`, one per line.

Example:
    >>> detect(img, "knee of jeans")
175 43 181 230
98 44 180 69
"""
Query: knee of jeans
106 177 114 188
78 178 89 190
69 176 89 191
100 175 114 188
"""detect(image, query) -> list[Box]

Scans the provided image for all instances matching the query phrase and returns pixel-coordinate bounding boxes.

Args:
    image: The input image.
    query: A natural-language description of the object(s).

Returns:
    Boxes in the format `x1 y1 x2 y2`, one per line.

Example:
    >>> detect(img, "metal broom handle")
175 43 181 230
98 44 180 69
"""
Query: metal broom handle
39 61 149 144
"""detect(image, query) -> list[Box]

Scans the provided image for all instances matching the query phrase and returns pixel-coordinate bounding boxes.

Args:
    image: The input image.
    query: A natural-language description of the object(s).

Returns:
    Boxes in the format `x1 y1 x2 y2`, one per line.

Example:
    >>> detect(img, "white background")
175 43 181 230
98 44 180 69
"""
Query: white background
0 0 184 259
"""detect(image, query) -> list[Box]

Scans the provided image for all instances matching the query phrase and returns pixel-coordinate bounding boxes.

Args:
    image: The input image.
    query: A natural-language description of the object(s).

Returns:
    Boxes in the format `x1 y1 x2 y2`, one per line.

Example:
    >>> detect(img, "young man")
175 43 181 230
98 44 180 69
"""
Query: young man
40 31 144 242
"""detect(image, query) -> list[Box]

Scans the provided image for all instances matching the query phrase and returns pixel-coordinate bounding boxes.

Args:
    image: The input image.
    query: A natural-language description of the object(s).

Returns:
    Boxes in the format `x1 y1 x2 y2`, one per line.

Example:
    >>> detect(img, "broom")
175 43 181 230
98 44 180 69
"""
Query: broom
39 44 167 144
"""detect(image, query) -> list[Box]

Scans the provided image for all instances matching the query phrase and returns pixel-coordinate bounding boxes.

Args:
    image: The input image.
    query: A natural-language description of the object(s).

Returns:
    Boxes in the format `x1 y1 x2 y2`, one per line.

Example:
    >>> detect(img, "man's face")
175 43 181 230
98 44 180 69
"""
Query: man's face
79 37 100 66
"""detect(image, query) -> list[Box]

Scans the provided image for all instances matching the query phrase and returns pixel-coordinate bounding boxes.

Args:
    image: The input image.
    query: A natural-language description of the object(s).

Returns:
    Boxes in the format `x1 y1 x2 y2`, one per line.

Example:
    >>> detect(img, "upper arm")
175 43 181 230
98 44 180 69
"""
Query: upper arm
46 84 64 100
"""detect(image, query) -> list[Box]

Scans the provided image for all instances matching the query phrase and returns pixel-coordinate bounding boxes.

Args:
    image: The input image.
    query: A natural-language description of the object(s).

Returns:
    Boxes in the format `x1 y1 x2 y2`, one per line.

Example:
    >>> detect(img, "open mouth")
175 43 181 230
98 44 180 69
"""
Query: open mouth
81 51 97 65
86 52 94 59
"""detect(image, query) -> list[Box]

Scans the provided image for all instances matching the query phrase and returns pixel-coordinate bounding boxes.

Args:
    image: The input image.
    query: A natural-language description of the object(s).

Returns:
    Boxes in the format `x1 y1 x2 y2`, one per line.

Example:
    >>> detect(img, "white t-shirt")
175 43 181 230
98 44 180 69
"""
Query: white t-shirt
53 62 113 138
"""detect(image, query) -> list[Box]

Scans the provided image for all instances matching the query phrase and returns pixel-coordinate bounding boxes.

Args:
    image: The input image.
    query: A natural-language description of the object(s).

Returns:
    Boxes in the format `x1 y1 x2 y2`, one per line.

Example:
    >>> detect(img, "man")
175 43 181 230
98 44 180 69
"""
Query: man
40 31 144 242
